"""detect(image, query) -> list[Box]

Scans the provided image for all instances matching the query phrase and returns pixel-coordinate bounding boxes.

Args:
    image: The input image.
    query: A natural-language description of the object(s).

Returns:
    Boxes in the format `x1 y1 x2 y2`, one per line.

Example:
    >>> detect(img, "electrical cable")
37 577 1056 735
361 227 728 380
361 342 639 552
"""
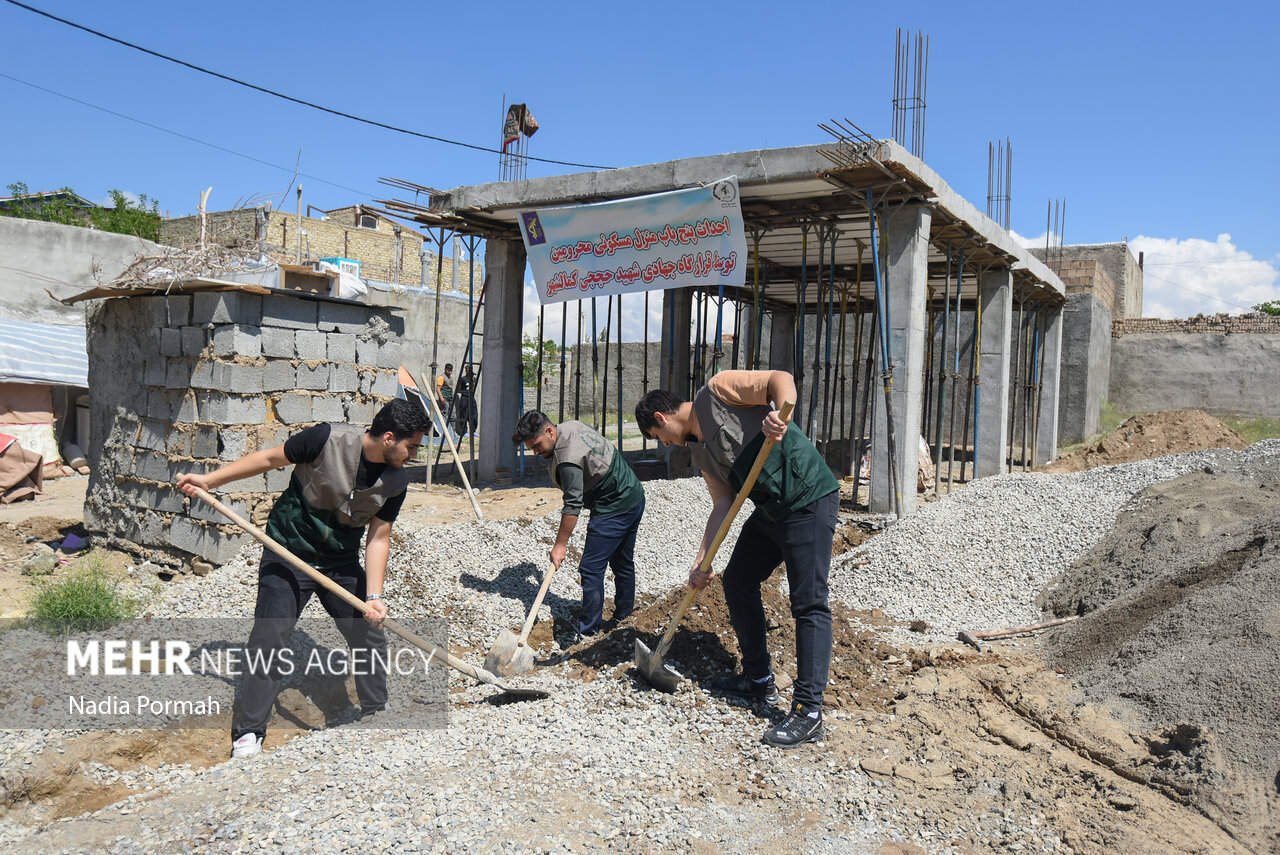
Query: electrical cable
3 0 613 170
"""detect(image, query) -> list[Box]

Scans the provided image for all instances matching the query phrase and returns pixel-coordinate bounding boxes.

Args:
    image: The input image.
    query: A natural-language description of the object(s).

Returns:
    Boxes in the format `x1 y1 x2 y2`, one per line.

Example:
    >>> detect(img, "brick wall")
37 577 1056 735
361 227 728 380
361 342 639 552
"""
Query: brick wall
83 291 405 570
160 209 478 291
1113 312 1280 336
1053 259 1116 319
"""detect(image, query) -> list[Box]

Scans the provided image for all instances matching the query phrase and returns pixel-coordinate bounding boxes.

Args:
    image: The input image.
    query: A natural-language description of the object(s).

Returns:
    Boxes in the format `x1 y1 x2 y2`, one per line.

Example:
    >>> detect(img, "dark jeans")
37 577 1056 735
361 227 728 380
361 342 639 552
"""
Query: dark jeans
232 553 387 741
721 490 838 710
578 497 644 636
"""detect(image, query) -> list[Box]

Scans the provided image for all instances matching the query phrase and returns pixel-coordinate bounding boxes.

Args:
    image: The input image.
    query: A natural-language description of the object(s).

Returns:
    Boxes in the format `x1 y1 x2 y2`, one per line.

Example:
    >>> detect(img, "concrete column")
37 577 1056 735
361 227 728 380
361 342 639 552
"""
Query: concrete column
478 237 526 482
659 288 693 397
769 309 795 372
975 269 1013 478
1034 305 1064 465
870 204 930 516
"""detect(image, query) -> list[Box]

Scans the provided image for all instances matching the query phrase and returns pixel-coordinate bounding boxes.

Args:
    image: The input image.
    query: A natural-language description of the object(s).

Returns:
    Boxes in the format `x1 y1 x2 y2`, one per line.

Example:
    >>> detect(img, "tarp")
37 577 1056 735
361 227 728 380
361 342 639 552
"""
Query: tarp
0 317 88 386
519 177 747 306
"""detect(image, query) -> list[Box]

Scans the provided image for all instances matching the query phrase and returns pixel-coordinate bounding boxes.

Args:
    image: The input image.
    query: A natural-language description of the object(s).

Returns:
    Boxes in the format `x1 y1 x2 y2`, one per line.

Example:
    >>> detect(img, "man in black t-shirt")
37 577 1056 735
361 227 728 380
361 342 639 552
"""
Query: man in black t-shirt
177 399 429 759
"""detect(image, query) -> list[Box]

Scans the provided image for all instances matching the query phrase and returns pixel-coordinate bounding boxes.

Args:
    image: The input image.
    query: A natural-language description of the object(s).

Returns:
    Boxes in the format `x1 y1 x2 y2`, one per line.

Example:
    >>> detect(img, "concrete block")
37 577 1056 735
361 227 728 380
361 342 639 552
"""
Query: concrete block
193 291 263 326
181 326 207 357
212 362 264 394
169 516 206 557
167 360 196 389
204 394 267 425
167 430 191 457
317 302 369 333
191 425 219 459
191 495 248 524
165 295 192 326
159 328 183 357
311 396 345 423
148 389 173 422
174 392 199 423
265 465 294 492
376 341 403 369
356 339 379 366
205 529 247 565
261 326 296 358
385 314 405 337
345 400 374 425
275 393 312 425
221 473 265 493
136 420 167 452
261 294 317 330
134 296 169 328
212 324 262 358
139 485 185 514
263 424 290 448
294 330 328 361
372 370 399 397
328 364 358 393
327 333 357 364
188 359 214 390
263 360 295 392
138 511 165 545
357 370 374 396
137 451 174 483
144 355 167 387
218 428 250 461
296 363 329 390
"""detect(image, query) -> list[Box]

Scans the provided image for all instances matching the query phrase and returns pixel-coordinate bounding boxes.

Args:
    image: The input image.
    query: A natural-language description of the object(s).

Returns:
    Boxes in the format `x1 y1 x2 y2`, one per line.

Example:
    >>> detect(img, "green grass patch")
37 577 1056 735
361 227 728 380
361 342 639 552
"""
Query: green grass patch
27 561 142 635
1221 415 1280 445
1097 398 1127 435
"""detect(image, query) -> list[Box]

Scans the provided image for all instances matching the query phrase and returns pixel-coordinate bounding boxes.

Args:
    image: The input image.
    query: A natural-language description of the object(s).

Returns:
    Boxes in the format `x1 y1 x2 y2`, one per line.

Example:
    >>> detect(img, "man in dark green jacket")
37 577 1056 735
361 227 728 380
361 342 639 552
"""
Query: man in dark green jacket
636 370 839 748
177 399 428 759
512 411 645 638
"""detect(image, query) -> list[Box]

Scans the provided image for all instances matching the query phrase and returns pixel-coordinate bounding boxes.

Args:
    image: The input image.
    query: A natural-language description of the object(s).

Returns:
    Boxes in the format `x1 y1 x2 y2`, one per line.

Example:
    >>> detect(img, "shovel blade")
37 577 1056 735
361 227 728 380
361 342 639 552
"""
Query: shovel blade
634 637 683 693
485 628 536 677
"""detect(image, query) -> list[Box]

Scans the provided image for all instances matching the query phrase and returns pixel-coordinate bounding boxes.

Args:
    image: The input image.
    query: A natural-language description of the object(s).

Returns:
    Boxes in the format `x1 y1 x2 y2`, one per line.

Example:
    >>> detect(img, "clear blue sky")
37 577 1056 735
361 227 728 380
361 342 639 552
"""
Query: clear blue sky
3 0 1277 321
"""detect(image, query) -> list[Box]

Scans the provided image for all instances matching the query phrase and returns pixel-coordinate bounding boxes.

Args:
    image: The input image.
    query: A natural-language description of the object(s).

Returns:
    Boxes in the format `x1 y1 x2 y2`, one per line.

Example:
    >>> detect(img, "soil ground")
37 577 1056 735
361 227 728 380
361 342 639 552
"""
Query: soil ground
1 411 1273 853
1039 409 1248 473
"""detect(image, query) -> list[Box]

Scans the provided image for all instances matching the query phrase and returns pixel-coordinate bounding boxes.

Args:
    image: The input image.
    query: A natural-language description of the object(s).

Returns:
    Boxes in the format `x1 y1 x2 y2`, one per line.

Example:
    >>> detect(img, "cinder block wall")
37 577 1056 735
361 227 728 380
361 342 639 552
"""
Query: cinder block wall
84 291 404 570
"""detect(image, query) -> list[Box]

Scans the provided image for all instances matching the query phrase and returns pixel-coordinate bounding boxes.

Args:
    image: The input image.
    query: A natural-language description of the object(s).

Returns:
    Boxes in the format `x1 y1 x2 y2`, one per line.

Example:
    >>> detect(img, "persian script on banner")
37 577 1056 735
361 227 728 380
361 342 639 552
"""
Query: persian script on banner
519 177 748 306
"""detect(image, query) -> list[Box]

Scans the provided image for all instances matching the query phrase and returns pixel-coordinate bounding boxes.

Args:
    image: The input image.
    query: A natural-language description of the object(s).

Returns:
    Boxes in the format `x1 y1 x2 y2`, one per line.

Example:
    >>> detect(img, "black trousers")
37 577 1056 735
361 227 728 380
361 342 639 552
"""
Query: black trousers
720 490 838 710
232 552 387 740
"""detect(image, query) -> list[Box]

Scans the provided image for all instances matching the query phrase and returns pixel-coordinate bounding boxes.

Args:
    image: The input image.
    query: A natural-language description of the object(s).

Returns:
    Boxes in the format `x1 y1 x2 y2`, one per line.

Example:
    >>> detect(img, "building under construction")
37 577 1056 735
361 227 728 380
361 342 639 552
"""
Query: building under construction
385 133 1066 519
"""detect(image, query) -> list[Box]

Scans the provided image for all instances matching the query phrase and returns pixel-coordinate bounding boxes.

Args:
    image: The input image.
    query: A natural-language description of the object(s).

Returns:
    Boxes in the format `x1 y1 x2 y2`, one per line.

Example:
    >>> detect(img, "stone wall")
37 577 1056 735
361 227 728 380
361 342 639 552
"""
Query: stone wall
1109 313 1280 418
83 290 404 570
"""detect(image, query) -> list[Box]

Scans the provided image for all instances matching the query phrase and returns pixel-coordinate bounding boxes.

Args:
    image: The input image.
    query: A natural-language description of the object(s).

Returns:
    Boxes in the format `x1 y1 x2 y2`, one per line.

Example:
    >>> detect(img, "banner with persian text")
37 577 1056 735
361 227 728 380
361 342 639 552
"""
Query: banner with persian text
519 177 747 306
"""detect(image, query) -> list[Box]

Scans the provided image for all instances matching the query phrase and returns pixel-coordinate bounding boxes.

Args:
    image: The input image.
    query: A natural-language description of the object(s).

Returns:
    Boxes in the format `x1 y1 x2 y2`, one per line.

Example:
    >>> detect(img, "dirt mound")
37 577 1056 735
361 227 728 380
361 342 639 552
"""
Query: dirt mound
1040 471 1280 849
554 575 901 710
1040 410 1247 473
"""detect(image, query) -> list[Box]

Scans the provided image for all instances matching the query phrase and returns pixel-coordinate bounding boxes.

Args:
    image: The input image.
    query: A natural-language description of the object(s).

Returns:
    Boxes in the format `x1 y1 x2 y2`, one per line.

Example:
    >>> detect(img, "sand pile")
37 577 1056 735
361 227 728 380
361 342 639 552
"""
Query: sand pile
1041 409 1247 473
1039 470 1280 848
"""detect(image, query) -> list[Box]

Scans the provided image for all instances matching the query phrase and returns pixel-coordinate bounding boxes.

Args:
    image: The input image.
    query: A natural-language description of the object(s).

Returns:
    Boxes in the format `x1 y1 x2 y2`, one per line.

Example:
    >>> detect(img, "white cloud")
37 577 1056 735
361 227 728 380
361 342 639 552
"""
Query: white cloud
1130 234 1279 319
1005 231 1278 320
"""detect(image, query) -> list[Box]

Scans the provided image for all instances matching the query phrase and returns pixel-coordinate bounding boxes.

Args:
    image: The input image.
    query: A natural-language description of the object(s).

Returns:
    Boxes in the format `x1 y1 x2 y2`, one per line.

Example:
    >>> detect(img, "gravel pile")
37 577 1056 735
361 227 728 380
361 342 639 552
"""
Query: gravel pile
831 440 1280 645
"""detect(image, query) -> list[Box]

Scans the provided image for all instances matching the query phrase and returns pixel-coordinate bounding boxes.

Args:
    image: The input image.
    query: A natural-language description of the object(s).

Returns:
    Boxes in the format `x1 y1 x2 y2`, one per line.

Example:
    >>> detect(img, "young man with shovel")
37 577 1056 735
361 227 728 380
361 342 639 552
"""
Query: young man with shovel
635 370 839 748
511 411 645 640
176 399 429 759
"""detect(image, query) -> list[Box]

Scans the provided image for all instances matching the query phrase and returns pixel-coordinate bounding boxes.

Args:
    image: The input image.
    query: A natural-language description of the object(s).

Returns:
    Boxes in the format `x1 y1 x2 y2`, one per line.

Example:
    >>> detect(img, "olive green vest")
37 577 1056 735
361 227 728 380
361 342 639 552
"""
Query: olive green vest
550 420 644 516
265 425 409 569
689 386 838 522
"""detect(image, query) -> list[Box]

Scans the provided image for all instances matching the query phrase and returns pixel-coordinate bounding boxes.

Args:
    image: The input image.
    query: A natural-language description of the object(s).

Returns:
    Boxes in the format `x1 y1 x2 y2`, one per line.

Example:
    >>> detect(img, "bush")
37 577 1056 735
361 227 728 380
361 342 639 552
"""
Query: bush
1222 415 1280 445
1098 398 1126 435
27 563 141 635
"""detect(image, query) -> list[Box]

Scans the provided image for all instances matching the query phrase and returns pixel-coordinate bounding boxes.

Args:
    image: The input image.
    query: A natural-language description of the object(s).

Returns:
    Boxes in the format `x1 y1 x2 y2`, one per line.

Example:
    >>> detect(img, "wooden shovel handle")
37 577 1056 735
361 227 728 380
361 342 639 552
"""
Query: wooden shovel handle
516 564 558 646
187 485 493 684
654 400 795 658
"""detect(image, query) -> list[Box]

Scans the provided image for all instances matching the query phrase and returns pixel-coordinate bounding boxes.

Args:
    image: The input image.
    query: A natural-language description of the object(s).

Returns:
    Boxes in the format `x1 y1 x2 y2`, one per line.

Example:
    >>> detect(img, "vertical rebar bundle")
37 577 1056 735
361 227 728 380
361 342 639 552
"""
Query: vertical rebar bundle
986 139 1013 230
892 29 929 159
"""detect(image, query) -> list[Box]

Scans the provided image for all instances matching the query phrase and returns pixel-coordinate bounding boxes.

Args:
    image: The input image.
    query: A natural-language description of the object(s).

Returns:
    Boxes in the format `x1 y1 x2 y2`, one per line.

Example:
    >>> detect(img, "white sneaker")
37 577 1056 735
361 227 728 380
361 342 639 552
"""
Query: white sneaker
231 733 263 759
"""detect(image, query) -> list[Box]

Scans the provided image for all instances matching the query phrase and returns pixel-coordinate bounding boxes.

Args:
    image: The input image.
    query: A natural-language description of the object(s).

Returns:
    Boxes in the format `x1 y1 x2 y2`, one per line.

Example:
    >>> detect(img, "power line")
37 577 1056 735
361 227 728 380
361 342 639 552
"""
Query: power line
0 71 377 199
4 0 614 171
1141 270 1257 312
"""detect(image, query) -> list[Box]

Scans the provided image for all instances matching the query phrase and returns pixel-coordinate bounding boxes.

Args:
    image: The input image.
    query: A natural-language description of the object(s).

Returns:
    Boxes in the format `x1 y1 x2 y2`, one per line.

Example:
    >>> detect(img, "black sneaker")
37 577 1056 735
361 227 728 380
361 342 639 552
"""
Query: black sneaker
763 702 824 748
709 672 780 705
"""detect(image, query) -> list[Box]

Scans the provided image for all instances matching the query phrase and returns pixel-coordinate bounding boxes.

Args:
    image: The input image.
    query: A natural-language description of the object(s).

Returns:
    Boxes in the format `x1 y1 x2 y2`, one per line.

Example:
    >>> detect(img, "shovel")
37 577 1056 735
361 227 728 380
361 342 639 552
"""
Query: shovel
188 486 547 700
635 400 794 692
483 562 558 676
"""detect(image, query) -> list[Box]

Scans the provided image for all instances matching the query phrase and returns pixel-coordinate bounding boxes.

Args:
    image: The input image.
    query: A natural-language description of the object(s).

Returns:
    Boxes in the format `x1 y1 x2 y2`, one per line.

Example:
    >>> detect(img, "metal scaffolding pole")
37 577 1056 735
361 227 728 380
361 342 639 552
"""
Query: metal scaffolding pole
945 255 964 492
796 224 809 420
616 293 624 449
558 302 567 423
932 248 952 490
807 224 826 437
642 291 650 451
822 228 838 445
845 242 865 479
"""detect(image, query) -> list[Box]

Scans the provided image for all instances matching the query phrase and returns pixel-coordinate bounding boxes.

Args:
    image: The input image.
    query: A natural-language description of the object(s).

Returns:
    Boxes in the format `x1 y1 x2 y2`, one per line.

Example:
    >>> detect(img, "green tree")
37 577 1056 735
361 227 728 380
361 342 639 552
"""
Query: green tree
522 334 560 384
1252 301 1280 316
3 182 161 241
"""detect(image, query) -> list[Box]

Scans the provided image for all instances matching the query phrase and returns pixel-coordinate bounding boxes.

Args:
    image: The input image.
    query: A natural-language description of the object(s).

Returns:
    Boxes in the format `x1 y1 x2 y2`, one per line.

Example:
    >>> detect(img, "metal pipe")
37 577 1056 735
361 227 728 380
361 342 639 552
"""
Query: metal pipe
616 293 624 449
846 242 865 479
591 297 600 430
797 225 809 420
932 248 952 491
574 301 583 420
945 254 964 492
536 305 545 413
822 228 837 445
959 301 978 483
642 291 649 451
867 191 902 518
807 226 826 437
558 302 567 423
601 295 612 434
